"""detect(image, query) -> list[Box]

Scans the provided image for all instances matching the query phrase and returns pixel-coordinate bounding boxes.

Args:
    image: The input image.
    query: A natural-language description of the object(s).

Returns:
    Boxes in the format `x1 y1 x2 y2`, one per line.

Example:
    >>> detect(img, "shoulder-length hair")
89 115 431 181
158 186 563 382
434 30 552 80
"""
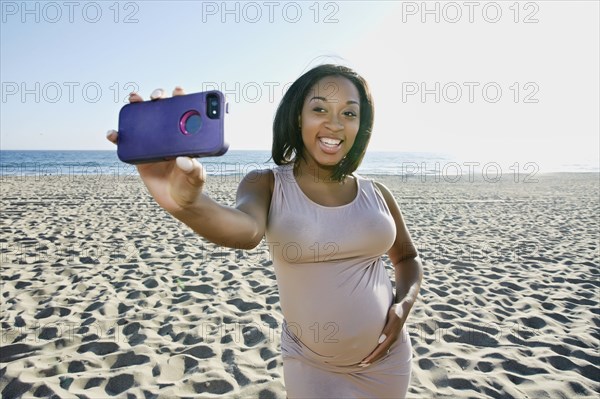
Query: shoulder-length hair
272 64 374 182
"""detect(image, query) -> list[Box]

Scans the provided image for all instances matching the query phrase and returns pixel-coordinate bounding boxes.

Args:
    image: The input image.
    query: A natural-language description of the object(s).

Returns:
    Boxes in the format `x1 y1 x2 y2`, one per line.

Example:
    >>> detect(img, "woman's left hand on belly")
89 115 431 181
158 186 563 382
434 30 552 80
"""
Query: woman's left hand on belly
358 300 411 367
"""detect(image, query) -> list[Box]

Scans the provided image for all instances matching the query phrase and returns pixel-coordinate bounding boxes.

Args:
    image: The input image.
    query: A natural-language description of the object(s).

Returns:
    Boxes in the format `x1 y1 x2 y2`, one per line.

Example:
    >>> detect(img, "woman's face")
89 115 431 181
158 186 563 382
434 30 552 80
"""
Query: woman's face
299 75 361 169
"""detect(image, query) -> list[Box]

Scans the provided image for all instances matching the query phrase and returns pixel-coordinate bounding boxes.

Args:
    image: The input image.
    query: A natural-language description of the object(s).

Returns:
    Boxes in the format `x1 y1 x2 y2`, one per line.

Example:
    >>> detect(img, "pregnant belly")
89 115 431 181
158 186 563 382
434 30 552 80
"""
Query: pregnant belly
280 262 394 366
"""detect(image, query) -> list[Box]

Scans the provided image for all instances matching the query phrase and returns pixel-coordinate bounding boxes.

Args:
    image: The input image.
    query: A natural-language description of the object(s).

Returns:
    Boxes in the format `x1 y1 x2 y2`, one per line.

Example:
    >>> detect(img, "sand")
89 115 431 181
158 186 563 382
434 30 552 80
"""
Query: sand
1 171 598 398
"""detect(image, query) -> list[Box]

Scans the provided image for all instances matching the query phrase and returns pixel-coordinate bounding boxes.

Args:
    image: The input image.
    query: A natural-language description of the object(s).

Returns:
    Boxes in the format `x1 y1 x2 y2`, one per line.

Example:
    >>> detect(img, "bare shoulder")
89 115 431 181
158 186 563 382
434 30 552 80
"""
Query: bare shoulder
243 168 274 181
235 169 274 244
236 168 274 209
373 180 392 196
239 168 274 195
372 180 399 211
373 180 418 259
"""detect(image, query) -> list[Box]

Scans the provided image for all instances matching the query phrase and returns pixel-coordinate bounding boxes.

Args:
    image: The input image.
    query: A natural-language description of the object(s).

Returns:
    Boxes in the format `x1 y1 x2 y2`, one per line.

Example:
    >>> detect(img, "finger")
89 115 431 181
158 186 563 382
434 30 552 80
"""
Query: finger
172 86 186 96
175 157 206 185
106 129 118 145
360 340 390 366
176 156 194 173
394 302 406 319
360 312 398 366
360 334 390 365
379 333 387 344
150 88 167 101
129 92 143 103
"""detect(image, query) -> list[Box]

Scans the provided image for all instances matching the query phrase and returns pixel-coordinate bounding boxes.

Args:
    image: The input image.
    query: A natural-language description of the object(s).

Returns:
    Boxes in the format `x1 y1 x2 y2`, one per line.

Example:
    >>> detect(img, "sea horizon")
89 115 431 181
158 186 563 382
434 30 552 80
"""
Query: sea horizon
0 150 598 179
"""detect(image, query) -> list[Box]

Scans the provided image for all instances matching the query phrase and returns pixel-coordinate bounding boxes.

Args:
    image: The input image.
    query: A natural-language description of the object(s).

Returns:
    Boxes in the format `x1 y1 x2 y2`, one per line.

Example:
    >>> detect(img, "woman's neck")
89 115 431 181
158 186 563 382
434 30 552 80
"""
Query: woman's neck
293 158 345 184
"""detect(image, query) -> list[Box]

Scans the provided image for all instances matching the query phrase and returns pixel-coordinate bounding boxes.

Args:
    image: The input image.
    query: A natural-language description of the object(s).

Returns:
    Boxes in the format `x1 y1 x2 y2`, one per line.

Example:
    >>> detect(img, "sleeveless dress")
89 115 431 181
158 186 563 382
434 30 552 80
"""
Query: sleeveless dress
265 164 412 399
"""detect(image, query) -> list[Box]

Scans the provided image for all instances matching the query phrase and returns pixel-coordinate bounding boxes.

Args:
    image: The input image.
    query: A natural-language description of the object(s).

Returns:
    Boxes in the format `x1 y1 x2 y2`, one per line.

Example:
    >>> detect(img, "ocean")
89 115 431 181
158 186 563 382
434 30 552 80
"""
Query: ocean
0 150 598 181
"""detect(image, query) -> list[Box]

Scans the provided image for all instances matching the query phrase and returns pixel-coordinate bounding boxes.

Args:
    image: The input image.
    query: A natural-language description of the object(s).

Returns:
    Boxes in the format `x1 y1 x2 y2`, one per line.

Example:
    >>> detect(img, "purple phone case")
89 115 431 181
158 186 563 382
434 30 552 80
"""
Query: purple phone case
117 91 228 164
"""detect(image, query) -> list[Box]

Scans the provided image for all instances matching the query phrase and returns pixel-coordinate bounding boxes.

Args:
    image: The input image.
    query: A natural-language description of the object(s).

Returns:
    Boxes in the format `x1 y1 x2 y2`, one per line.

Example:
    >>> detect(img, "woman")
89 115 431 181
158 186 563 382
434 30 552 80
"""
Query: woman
107 64 423 398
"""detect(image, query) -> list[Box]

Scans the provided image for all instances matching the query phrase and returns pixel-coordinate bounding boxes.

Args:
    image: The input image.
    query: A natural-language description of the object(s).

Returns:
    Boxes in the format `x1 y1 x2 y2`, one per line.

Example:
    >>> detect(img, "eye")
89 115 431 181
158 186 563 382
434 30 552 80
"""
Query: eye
312 107 327 113
343 111 358 118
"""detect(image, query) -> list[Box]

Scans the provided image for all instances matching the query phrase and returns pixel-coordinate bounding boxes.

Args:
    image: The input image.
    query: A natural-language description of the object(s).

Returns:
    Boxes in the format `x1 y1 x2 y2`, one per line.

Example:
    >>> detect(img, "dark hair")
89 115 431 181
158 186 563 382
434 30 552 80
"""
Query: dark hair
272 64 374 182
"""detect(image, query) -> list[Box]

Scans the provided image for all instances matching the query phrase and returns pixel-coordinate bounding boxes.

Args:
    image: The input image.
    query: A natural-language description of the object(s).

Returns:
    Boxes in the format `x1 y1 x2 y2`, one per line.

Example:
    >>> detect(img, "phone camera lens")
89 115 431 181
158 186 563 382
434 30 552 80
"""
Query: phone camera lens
207 93 220 119
180 110 202 135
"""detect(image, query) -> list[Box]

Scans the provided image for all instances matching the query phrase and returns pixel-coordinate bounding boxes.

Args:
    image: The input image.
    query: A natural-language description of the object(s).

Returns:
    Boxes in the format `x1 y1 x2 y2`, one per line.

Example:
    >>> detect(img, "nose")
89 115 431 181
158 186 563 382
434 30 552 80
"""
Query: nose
325 114 344 132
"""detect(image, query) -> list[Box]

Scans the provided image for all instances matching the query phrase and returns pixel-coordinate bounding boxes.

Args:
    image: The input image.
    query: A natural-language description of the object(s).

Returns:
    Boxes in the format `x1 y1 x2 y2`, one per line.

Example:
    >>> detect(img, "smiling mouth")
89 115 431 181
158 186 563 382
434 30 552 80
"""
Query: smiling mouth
319 137 343 148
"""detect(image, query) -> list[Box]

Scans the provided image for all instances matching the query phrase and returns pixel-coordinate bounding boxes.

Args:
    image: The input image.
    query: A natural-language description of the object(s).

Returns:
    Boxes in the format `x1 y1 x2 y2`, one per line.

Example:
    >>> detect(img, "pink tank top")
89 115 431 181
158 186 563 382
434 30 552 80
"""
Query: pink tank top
266 163 397 368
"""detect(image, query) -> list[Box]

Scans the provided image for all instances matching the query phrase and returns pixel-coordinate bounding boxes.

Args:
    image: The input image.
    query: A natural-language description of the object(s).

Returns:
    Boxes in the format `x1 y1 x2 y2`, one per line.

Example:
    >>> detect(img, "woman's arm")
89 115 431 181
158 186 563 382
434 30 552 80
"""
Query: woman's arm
171 168 274 250
375 181 424 310
107 89 274 251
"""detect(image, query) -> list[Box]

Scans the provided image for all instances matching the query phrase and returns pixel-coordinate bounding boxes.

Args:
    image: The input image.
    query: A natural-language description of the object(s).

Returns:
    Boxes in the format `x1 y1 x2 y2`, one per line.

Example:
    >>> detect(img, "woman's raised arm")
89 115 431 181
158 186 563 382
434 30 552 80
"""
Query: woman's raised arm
106 88 272 250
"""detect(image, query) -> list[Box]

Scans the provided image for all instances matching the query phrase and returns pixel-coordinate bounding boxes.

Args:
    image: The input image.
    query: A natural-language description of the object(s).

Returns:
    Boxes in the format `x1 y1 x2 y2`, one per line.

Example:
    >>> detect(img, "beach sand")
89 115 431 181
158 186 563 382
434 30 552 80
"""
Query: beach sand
1 171 598 398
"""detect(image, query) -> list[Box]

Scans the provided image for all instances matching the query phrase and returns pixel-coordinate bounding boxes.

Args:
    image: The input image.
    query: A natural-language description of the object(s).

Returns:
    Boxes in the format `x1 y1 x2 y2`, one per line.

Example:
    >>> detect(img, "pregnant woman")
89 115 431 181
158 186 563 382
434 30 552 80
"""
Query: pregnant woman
106 64 423 398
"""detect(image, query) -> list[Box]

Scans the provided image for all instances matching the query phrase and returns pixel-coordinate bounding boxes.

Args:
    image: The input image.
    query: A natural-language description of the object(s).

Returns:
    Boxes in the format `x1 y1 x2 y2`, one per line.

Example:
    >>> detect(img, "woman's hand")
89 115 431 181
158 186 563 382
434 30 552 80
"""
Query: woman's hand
106 87 207 213
359 299 412 367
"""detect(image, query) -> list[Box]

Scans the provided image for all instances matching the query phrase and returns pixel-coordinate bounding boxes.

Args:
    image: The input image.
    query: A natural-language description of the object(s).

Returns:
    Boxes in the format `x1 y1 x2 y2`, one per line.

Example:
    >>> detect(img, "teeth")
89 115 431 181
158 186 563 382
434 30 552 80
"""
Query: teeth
320 138 341 146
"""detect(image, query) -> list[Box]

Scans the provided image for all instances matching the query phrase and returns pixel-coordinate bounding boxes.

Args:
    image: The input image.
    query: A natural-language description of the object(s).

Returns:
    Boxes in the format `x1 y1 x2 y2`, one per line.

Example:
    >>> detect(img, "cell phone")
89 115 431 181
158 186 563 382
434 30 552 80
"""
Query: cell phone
117 90 229 164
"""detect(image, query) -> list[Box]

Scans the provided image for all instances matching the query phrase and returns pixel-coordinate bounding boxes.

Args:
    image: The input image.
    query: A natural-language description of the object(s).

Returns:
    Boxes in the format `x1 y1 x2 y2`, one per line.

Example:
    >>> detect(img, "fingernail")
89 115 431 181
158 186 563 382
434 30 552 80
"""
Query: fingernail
106 129 115 137
359 363 370 368
378 334 387 344
150 88 164 99
176 157 193 172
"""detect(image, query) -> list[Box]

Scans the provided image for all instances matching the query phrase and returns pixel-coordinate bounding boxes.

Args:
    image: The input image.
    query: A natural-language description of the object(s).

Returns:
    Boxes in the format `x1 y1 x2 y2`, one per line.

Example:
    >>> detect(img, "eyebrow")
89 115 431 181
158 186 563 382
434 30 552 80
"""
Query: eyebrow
309 96 359 105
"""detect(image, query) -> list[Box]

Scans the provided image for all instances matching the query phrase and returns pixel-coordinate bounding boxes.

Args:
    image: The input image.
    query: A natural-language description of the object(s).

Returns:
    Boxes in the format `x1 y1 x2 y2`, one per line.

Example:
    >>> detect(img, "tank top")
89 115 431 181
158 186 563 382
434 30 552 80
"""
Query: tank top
265 163 397 369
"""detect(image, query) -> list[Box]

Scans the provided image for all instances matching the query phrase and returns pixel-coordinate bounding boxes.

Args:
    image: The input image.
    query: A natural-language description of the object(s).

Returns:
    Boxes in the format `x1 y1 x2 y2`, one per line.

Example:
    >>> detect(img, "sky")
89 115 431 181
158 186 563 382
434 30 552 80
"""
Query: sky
1 0 599 169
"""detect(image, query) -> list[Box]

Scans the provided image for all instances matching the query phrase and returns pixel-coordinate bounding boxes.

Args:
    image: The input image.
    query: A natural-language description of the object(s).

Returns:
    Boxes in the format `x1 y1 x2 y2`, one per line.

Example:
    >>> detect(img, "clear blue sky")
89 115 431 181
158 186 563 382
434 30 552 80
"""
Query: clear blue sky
1 1 598 168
